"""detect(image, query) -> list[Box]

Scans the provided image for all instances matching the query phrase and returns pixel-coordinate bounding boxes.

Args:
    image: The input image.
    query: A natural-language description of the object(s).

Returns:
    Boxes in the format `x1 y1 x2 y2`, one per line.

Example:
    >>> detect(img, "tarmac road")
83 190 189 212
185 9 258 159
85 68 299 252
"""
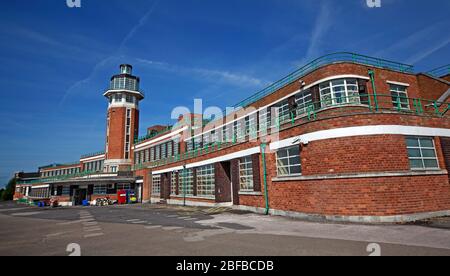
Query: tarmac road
0 201 449 256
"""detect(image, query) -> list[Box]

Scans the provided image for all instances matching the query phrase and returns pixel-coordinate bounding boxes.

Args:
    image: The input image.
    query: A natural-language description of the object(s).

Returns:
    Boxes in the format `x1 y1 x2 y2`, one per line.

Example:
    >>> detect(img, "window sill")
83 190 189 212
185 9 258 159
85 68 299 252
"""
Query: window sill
239 191 263 196
272 170 448 182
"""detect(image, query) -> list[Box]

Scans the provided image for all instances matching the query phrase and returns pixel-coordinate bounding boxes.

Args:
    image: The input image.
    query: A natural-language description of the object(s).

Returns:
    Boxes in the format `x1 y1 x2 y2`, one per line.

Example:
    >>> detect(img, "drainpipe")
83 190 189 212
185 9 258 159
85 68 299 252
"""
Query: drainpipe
183 164 187 207
368 70 379 111
260 143 270 215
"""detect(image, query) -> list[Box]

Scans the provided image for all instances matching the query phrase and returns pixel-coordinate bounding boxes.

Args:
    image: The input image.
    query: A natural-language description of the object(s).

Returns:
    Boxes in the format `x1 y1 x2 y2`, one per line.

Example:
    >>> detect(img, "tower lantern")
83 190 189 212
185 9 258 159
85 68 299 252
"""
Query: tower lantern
102 64 144 173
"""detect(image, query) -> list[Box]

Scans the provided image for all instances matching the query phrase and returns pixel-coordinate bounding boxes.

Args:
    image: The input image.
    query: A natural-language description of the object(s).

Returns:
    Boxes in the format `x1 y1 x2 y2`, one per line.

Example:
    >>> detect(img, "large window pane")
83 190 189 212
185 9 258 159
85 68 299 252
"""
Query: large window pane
406 136 439 170
276 146 302 177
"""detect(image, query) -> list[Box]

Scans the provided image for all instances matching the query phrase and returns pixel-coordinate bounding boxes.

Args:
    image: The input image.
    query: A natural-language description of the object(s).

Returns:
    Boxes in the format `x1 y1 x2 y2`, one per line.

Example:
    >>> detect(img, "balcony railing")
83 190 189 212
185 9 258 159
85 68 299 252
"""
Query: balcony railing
135 126 173 144
427 65 450 78
234 52 415 108
81 151 105 159
133 93 449 171
104 87 145 97
17 170 105 185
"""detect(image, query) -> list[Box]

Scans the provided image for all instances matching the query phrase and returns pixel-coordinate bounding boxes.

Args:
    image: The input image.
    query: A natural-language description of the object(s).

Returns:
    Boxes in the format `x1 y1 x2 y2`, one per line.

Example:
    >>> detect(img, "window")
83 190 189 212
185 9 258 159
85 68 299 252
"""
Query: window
150 147 155 161
173 138 180 155
117 184 131 190
125 94 134 103
155 145 161 160
62 186 70 196
245 116 257 139
196 165 215 198
194 136 202 150
186 139 194 152
167 142 173 157
211 130 219 144
161 143 167 159
276 146 301 176
319 79 360 108
295 89 313 116
233 120 244 140
171 171 178 196
152 175 161 195
222 125 230 143
239 157 254 191
406 137 439 170
179 169 194 196
114 93 122 103
259 108 272 135
277 100 290 124
203 132 211 147
93 184 107 195
390 84 409 110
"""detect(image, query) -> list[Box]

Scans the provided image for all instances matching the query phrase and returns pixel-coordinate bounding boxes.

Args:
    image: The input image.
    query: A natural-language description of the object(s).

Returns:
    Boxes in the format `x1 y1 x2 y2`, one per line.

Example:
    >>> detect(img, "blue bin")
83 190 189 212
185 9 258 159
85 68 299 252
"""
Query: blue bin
82 200 89 206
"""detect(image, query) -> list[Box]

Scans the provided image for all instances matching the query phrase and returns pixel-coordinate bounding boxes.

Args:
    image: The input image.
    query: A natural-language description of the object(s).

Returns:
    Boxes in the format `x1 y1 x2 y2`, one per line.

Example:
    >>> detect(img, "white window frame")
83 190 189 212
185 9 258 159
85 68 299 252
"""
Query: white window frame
390 84 410 110
239 156 254 192
406 136 439 170
171 171 178 196
152 175 161 196
196 165 215 198
276 146 302 177
295 89 313 116
179 169 194 196
319 78 360 108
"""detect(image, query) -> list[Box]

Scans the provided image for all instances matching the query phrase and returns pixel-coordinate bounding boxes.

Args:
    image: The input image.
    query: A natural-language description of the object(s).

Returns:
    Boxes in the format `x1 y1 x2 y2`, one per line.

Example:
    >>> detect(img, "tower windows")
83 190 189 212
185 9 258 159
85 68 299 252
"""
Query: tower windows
124 108 131 160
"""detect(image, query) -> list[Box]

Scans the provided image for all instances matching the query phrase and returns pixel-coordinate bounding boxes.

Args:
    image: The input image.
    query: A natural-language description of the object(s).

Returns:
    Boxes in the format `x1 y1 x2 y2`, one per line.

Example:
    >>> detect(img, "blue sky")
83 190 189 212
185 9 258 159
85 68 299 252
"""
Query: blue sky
0 0 449 188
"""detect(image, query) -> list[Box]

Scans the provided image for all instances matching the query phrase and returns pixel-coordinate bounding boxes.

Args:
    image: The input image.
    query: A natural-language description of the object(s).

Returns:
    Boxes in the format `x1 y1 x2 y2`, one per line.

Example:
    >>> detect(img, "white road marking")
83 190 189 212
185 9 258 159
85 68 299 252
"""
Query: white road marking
0 207 32 212
84 227 102 232
131 221 147 224
11 212 41 217
84 233 104 238
127 219 141 222
46 232 65 238
145 226 162 230
163 227 183 231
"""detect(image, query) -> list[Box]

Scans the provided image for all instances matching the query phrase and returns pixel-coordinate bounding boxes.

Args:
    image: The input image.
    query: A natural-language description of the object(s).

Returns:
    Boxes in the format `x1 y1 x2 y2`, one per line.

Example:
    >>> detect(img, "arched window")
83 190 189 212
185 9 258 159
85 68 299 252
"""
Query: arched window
319 79 360 108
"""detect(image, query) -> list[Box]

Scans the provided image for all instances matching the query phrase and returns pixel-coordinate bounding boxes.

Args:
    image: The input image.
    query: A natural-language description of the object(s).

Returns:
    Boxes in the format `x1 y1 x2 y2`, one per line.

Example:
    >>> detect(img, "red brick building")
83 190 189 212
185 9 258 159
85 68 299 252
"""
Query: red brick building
14 53 450 223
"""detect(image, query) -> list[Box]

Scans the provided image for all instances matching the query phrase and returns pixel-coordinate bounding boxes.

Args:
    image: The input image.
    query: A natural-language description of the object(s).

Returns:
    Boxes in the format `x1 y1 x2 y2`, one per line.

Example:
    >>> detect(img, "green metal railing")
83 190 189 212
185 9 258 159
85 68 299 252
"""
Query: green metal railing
234 52 414 108
133 92 449 172
17 170 100 185
427 65 450 78
135 126 173 144
81 151 105 159
38 161 81 170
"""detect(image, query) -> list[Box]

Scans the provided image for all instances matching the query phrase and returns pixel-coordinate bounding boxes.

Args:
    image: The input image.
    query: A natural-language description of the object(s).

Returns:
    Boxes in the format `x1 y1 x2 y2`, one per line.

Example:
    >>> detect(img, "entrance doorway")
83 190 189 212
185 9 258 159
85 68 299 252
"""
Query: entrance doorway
73 189 87 206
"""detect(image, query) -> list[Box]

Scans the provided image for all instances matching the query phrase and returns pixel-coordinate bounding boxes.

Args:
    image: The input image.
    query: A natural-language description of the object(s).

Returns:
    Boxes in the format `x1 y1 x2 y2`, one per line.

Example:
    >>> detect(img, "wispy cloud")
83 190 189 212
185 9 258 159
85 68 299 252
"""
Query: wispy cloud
375 21 449 64
406 37 450 65
296 1 334 65
60 1 160 107
119 0 160 50
136 58 268 88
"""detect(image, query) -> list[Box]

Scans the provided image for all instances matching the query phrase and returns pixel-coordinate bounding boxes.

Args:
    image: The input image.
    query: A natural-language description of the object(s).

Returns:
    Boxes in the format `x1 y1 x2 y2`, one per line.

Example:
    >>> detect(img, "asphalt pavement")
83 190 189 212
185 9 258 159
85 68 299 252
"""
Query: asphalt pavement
0 201 449 256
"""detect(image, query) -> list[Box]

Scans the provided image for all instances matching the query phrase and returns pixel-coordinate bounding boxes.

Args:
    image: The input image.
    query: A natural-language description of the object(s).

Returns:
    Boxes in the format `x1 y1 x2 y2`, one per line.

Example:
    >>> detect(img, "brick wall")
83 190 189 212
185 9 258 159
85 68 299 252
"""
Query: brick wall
268 175 450 216
417 74 450 101
107 107 126 160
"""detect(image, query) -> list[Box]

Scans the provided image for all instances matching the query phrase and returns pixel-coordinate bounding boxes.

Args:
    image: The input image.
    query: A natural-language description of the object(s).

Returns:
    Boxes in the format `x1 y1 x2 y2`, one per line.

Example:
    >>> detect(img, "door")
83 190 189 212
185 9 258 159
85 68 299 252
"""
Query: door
74 189 87 206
